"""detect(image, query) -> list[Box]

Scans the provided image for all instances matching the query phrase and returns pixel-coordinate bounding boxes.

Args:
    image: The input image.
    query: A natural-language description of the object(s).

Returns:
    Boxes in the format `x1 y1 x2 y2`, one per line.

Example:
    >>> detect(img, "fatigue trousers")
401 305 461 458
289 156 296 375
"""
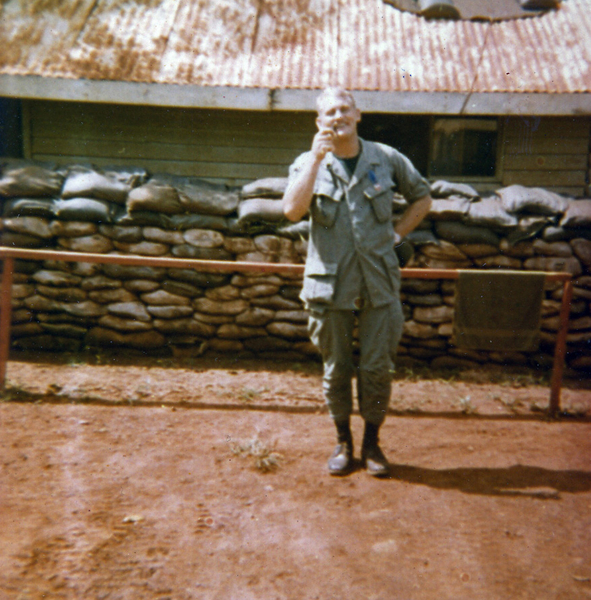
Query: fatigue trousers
308 301 404 426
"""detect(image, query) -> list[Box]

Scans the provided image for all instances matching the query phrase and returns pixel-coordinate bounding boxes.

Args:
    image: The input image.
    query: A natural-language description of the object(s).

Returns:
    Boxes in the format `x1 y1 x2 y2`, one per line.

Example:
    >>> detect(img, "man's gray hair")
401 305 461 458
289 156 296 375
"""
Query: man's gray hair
316 87 357 113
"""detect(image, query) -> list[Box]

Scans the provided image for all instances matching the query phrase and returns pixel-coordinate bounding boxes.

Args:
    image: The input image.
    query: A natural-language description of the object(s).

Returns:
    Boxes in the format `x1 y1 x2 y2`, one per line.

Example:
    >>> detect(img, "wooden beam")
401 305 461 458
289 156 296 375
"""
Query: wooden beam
502 170 587 188
502 154 587 171
2 75 590 116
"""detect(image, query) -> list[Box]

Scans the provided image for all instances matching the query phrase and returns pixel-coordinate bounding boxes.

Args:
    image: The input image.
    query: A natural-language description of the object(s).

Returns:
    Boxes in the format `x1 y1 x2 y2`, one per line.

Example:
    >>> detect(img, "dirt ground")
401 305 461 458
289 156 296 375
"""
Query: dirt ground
1 352 590 600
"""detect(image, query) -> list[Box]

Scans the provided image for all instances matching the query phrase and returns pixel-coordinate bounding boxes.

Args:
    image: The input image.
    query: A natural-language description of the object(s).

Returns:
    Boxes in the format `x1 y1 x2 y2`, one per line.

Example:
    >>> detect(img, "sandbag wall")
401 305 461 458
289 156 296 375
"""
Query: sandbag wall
1 161 590 372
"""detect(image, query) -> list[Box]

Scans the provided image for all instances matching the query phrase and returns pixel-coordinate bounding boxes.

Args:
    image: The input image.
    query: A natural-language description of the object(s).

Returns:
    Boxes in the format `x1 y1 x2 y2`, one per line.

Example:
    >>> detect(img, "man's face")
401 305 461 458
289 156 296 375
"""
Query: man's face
316 93 361 139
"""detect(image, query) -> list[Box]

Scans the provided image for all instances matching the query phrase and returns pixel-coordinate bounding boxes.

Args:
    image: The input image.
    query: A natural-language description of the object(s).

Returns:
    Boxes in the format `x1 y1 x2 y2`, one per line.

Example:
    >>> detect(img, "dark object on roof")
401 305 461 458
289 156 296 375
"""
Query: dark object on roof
418 0 461 19
384 0 561 20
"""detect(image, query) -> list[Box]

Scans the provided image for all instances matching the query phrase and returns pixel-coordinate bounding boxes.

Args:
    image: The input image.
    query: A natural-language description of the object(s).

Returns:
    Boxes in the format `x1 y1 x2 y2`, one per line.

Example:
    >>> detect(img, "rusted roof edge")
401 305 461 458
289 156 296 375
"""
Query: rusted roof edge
1 75 590 116
0 75 272 110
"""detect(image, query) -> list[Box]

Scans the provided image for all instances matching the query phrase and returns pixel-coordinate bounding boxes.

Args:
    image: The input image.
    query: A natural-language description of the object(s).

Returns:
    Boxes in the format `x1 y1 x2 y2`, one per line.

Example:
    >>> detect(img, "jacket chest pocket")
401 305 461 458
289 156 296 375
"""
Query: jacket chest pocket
364 182 394 223
311 180 343 228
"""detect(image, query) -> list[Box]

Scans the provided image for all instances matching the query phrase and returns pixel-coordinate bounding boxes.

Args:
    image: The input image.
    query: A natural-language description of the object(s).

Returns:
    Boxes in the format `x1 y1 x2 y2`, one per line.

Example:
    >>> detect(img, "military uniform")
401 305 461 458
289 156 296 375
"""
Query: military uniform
288 139 430 425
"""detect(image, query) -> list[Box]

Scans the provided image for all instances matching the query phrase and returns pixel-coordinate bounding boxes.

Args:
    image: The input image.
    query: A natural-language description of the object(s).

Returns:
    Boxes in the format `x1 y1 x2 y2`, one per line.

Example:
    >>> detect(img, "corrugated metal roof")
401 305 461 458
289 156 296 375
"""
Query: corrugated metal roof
0 0 589 94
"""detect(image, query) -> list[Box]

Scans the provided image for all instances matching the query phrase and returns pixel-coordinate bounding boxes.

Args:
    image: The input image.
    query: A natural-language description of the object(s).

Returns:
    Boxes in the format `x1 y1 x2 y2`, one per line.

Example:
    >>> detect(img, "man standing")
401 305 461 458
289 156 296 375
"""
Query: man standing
283 88 432 476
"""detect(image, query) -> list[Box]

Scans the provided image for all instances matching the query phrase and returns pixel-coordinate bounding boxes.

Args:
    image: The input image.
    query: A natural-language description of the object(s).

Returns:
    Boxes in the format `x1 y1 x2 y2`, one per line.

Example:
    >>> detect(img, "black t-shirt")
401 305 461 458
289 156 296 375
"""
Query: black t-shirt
336 153 360 176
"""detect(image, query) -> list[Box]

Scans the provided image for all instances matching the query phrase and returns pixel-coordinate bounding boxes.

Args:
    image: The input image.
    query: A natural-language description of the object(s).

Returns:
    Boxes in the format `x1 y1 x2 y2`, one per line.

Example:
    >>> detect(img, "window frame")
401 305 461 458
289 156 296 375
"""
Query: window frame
427 115 504 185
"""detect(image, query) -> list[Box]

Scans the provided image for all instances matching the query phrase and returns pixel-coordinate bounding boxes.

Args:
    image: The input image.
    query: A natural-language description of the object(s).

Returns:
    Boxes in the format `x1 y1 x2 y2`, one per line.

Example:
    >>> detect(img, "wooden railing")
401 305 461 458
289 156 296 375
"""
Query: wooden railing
0 248 573 416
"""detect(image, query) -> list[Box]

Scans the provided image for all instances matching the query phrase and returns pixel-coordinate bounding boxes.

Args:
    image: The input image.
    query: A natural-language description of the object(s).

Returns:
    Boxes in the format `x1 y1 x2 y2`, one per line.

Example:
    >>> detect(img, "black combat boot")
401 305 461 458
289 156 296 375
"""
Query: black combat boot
361 421 389 477
327 419 354 476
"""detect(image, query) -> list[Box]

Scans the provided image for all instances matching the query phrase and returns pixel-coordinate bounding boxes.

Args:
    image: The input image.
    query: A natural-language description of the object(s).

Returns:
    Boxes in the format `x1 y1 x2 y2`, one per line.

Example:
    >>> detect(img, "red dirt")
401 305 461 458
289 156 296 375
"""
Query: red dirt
1 353 590 600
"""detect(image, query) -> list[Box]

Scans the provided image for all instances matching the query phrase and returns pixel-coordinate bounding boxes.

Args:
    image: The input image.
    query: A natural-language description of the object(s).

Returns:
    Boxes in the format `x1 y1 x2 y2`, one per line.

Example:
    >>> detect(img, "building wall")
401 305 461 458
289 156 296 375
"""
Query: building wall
23 100 316 186
501 117 590 197
23 101 591 196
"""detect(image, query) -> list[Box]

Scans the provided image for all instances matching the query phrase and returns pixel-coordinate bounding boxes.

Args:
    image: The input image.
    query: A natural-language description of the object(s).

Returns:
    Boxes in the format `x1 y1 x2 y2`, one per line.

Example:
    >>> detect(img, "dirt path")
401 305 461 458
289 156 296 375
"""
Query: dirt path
1 355 590 600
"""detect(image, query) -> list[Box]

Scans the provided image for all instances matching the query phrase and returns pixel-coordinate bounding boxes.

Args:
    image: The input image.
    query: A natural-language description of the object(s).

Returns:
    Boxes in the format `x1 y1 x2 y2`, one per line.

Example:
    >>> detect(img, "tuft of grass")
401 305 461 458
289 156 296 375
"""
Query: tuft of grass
395 365 459 384
239 386 268 402
458 395 476 415
229 436 282 472
1 382 37 402
495 395 526 414
560 403 589 418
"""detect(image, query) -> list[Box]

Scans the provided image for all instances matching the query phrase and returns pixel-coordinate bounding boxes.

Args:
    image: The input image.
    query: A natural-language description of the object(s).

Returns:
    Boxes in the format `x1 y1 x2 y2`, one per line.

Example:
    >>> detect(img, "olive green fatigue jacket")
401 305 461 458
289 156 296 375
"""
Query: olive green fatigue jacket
288 139 430 312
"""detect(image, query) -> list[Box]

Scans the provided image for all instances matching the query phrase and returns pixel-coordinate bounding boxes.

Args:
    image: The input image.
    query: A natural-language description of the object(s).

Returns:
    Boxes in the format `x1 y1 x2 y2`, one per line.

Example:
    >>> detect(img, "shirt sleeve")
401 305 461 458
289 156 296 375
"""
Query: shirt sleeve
287 152 311 188
384 145 431 203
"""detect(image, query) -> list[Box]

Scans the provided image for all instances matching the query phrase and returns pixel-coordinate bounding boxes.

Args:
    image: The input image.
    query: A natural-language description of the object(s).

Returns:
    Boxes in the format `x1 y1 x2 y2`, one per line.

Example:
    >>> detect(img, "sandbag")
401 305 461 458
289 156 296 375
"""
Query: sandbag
428 196 472 221
179 185 239 216
505 215 551 245
61 166 145 204
430 180 479 199
420 240 468 261
395 241 414 268
0 231 45 248
3 197 56 218
3 216 52 239
171 244 232 261
127 180 183 215
226 217 276 236
0 163 63 198
102 164 148 186
156 174 239 216
435 221 500 246
115 210 173 229
543 225 591 242
405 229 439 246
497 184 569 215
559 199 591 229
241 177 288 199
103 264 167 281
53 198 116 223
238 198 286 223
167 268 230 288
276 220 310 240
466 196 518 228
168 213 229 232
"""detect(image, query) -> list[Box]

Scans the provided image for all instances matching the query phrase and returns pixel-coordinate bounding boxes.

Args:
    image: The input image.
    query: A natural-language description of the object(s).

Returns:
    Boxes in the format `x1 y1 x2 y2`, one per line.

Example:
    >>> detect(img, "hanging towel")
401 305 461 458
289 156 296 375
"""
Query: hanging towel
453 270 545 352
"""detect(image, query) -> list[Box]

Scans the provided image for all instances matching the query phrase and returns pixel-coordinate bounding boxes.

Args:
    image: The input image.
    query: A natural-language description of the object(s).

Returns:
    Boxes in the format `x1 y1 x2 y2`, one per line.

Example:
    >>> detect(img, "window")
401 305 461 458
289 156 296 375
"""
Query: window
429 117 498 178
358 114 430 175
358 114 499 181
0 98 23 158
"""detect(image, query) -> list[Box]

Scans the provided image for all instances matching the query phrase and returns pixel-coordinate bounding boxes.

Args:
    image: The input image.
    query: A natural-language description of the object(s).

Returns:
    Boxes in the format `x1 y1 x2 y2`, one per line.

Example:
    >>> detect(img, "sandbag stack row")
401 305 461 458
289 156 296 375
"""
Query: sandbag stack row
1 161 590 372
399 181 591 372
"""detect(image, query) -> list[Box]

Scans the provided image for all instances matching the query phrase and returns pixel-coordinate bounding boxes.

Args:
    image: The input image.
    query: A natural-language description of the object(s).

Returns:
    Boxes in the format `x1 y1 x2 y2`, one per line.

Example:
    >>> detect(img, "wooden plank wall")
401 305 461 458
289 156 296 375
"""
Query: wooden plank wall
25 101 591 196
25 100 316 186
501 116 590 197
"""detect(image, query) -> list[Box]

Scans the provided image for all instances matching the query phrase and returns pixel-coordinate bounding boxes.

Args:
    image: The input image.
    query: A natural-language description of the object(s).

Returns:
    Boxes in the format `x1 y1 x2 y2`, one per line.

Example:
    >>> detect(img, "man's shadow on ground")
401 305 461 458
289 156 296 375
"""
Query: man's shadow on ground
375 463 591 499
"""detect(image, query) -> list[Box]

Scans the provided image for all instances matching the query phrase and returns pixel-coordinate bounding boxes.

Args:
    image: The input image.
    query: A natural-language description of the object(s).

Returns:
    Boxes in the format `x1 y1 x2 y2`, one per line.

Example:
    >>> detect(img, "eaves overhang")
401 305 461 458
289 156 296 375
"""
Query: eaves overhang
1 75 590 117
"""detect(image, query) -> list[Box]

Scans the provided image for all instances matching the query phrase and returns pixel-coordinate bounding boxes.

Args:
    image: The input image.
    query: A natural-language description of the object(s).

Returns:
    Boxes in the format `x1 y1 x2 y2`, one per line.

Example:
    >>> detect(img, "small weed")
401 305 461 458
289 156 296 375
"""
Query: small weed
229 436 283 472
1 382 37 402
239 386 268 402
399 366 419 382
395 365 459 384
498 372 548 388
458 395 476 415
126 380 152 404
495 395 525 414
560 403 589 418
